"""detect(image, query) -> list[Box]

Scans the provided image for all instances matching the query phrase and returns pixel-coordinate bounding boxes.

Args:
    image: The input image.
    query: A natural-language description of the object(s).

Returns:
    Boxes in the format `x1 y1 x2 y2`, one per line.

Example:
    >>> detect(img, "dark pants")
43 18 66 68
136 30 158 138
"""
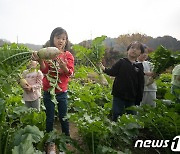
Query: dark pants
43 91 69 136
112 96 135 121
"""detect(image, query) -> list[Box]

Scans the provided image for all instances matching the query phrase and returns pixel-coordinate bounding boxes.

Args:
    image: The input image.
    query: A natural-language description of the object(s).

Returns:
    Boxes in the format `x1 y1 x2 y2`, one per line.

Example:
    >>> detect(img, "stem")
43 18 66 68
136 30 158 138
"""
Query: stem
0 127 2 153
3 128 9 154
147 116 170 154
49 60 59 86
81 52 100 74
167 115 178 135
145 114 165 142
92 131 95 154
2 51 31 63
46 60 60 104
2 58 30 86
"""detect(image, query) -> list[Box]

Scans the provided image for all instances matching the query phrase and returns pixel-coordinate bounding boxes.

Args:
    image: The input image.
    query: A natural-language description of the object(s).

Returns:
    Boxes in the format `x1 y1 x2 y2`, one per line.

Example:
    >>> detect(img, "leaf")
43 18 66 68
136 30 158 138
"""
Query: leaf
13 106 29 113
1 83 12 94
73 35 107 74
149 45 180 74
13 125 44 146
0 44 32 86
12 140 42 154
0 98 6 123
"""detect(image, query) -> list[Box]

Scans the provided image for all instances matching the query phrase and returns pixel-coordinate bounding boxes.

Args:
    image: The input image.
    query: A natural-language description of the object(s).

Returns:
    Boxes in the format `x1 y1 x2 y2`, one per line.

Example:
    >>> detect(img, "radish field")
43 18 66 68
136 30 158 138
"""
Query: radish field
0 41 180 154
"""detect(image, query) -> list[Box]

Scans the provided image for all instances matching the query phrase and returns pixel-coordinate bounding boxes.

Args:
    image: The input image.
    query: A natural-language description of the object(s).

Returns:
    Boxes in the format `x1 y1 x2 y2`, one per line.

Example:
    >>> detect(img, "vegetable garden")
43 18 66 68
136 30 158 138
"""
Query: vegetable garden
0 37 180 154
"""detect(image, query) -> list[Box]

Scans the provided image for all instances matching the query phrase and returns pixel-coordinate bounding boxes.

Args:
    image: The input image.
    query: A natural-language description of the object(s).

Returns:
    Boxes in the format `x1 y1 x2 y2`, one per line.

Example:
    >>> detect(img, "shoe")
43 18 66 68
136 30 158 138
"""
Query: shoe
46 142 56 154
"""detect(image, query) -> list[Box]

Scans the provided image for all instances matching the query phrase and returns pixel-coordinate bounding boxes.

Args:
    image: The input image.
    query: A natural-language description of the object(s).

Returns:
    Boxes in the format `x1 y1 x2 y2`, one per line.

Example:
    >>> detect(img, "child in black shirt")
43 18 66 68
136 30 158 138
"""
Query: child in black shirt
100 41 145 121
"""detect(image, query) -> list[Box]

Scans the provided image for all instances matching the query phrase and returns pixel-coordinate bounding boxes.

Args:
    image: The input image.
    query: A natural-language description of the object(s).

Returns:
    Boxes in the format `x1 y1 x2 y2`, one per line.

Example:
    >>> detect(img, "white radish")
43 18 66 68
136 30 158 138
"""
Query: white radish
99 74 108 86
37 47 60 60
19 78 29 88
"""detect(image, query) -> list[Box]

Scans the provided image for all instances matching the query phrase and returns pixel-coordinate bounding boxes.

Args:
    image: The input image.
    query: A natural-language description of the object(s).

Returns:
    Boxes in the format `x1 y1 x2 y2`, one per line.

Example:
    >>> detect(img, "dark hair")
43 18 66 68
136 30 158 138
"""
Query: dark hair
143 44 148 49
127 41 145 53
49 27 69 50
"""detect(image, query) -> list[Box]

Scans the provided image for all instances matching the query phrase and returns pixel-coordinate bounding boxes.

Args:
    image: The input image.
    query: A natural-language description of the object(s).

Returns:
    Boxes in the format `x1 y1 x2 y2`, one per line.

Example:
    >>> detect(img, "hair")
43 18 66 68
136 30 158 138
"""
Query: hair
127 41 145 53
143 44 148 49
49 27 69 50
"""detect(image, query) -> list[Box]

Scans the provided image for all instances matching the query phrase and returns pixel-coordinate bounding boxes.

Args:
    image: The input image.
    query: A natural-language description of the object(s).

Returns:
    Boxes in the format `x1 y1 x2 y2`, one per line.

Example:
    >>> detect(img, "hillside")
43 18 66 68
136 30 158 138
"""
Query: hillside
1 34 180 52
104 35 180 52
0 39 42 50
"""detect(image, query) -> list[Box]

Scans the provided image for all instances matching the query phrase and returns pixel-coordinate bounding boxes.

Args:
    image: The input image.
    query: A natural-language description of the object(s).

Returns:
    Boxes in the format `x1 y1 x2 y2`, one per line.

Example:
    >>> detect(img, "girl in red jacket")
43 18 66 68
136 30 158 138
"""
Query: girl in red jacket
32 27 74 136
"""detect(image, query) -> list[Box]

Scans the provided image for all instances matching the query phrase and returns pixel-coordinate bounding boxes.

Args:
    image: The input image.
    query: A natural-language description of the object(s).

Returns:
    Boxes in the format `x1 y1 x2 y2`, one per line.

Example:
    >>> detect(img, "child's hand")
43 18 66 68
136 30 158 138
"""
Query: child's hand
56 58 70 74
32 51 40 62
146 77 155 86
21 83 28 89
145 72 157 78
23 85 33 92
56 58 67 68
145 72 153 77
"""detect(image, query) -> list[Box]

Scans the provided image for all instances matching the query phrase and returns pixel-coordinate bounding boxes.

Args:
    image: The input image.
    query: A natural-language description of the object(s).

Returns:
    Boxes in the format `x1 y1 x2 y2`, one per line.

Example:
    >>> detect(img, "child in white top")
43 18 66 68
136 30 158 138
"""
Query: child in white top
21 60 43 111
171 64 180 103
137 45 157 107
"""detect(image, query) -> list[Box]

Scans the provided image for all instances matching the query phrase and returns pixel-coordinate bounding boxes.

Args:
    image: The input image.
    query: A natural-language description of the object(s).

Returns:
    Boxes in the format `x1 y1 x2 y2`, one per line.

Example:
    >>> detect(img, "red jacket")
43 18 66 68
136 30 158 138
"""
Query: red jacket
41 51 74 93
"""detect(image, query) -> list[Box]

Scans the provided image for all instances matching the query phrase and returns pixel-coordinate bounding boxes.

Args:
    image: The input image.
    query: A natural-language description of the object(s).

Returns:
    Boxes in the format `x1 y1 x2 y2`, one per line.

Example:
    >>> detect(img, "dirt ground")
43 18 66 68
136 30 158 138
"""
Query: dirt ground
54 120 89 153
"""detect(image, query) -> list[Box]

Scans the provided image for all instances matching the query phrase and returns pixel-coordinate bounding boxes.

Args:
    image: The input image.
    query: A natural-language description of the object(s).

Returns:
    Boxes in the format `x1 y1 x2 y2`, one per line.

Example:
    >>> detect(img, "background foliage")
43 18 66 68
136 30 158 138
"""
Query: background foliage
0 35 179 153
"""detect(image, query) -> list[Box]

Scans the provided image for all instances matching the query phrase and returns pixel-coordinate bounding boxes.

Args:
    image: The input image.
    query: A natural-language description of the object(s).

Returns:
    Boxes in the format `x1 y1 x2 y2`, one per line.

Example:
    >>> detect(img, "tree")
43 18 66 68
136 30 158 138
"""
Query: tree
116 33 152 52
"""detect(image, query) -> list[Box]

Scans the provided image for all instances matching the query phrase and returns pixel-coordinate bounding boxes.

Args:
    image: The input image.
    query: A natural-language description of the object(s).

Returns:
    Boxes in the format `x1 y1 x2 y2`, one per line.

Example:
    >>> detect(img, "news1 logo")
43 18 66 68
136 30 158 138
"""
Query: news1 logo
134 136 180 152
171 136 180 152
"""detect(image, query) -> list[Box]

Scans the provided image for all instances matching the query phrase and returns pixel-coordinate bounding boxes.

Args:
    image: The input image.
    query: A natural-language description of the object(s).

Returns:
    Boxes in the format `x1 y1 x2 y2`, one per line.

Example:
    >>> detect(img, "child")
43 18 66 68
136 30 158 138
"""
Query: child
137 45 157 107
32 27 74 136
100 41 145 121
21 60 43 111
171 64 180 103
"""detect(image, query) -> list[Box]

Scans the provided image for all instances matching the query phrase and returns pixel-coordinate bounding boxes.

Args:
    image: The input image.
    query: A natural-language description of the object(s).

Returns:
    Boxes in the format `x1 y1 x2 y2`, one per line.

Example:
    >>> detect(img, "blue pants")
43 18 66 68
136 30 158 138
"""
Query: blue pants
43 91 69 136
112 96 135 121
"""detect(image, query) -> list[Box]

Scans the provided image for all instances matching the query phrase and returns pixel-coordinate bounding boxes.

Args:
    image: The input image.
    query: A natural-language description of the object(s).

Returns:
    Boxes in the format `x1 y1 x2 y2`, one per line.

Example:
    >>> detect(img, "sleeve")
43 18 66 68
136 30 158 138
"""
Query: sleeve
65 52 74 76
104 59 122 77
148 61 154 72
173 65 180 76
135 63 145 105
31 70 43 92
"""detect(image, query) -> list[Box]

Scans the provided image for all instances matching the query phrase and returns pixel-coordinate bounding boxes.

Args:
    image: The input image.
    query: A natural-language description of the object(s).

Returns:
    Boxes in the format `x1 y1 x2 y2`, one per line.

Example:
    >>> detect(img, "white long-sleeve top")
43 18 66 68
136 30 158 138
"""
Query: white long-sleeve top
22 70 43 101
142 61 157 92
171 64 180 87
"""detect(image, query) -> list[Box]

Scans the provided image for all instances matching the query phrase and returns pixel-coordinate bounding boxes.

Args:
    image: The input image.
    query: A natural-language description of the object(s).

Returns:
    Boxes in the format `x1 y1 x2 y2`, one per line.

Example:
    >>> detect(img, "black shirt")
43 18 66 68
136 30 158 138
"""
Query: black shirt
104 58 144 104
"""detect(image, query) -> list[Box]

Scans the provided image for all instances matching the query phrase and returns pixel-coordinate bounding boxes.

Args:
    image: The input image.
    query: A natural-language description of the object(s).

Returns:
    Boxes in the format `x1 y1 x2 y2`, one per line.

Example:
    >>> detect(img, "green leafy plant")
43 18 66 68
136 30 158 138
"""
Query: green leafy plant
134 102 180 140
149 45 180 76
0 43 61 102
156 73 172 99
73 35 109 85
68 67 144 153
12 126 76 153
19 108 46 131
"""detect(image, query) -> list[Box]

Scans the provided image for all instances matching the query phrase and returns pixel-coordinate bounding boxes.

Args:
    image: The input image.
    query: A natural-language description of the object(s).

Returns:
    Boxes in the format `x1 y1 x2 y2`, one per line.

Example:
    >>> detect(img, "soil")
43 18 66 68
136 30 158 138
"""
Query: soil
54 121 171 154
54 120 90 153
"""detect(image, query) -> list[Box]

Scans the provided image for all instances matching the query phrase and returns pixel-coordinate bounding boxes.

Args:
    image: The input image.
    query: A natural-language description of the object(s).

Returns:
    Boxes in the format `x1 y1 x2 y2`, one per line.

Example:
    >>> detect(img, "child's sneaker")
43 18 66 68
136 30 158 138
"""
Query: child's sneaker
46 142 56 154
